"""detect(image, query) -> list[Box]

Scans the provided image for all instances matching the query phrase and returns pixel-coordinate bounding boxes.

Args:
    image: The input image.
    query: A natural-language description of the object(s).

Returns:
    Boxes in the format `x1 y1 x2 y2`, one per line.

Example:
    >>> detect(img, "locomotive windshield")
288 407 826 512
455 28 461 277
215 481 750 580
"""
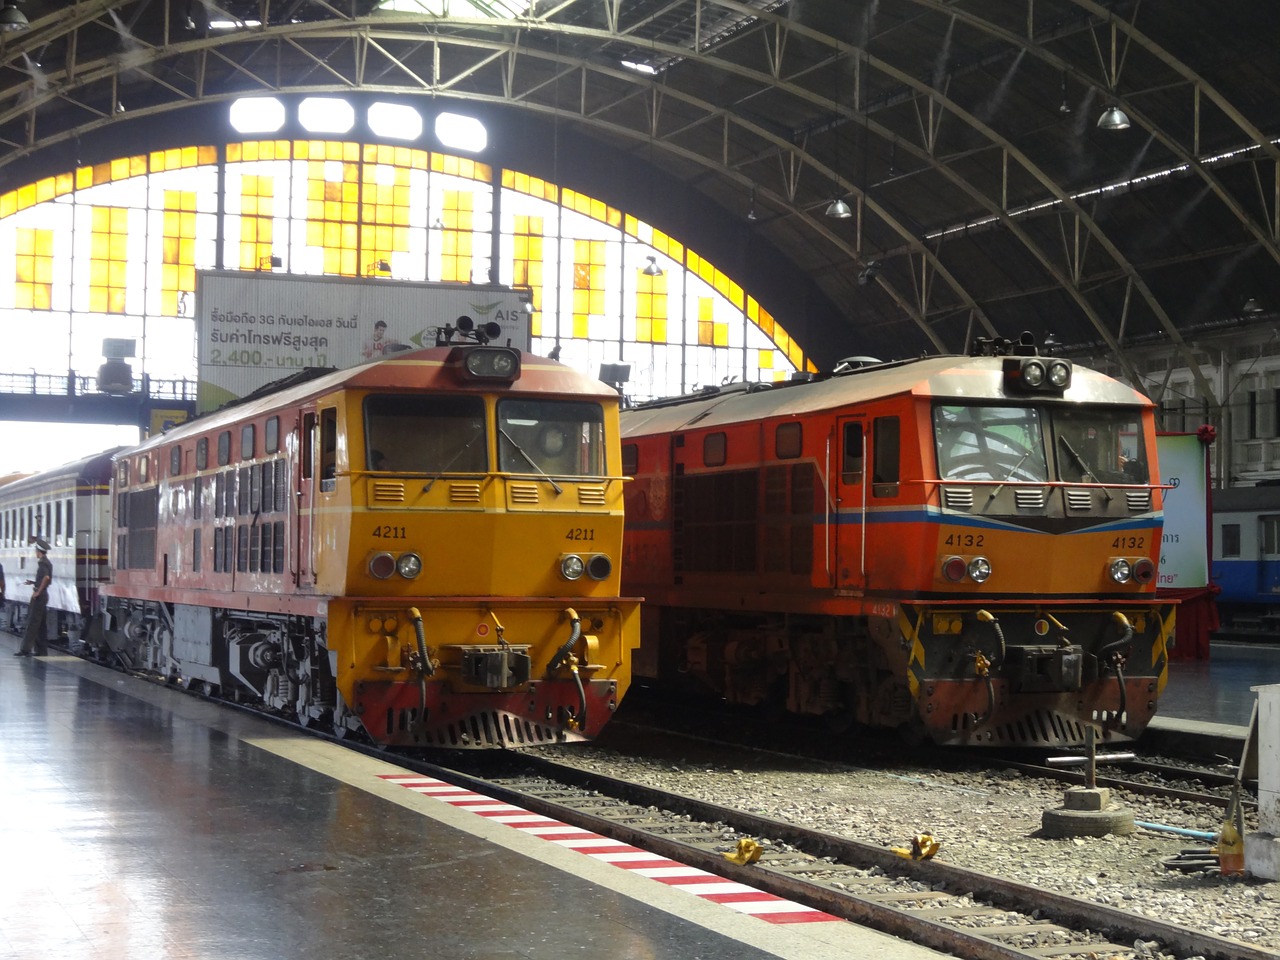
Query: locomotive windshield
497 399 606 477
934 405 1049 482
363 395 487 473
933 403 1149 484
1053 407 1149 483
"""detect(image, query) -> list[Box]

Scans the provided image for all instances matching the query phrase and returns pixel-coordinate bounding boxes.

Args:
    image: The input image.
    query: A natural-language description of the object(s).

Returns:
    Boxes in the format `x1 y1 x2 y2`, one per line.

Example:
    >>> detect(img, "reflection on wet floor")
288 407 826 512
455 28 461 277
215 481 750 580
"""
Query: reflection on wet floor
1165 641 1280 727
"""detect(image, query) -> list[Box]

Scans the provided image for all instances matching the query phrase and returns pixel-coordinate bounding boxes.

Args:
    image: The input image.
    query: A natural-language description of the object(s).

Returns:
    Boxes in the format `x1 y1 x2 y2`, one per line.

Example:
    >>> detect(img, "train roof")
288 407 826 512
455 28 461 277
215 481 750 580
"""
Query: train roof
622 354 1152 437
0 447 125 495
130 346 620 456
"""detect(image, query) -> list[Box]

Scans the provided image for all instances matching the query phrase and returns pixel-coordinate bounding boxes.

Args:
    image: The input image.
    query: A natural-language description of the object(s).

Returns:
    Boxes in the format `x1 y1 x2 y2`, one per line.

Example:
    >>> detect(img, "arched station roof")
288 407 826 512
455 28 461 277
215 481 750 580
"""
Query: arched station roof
1 0 1277 380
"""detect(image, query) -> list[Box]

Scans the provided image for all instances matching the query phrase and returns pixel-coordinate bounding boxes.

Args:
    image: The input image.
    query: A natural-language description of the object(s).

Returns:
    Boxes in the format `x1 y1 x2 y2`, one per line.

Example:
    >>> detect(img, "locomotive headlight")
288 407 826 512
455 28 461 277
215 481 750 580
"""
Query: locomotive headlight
1109 558 1132 583
1022 359 1046 387
967 557 992 582
459 346 521 382
1048 359 1072 388
397 552 423 579
369 552 396 579
560 554 586 580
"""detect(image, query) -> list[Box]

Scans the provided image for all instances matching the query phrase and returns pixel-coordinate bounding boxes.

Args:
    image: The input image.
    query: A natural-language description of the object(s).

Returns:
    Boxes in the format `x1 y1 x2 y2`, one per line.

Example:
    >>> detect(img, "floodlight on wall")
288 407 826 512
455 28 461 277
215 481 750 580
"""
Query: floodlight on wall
258 255 282 270
0 1 30 31
642 255 663 277
825 197 853 219
747 186 759 221
1244 298 1264 314
1097 104 1130 131
367 258 391 277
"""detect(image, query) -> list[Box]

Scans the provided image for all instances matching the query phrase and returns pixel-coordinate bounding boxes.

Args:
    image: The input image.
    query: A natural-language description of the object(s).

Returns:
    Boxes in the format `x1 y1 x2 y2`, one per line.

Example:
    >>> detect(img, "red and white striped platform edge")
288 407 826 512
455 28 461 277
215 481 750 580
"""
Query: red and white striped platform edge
381 773 839 924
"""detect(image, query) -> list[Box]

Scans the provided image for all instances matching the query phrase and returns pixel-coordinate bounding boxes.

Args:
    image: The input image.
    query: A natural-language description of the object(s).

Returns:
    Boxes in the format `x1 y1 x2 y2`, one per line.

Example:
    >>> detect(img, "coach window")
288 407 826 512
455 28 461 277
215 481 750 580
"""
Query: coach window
872 417 900 497
197 437 209 471
841 422 865 484
622 443 638 476
1221 523 1241 558
266 416 280 454
241 424 255 460
55 501 62 545
775 422 802 460
703 432 727 467
217 430 231 466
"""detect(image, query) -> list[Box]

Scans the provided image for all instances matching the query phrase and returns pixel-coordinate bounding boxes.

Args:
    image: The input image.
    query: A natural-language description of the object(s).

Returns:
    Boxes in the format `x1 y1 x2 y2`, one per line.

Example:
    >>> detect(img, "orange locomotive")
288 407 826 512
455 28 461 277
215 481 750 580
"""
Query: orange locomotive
97 344 639 748
621 335 1173 747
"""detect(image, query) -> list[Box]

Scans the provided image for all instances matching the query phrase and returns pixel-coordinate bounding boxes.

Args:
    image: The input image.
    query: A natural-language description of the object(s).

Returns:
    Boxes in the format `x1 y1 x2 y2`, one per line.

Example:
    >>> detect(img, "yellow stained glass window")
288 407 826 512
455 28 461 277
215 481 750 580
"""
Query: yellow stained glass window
14 227 54 310
89 206 129 314
634 268 668 344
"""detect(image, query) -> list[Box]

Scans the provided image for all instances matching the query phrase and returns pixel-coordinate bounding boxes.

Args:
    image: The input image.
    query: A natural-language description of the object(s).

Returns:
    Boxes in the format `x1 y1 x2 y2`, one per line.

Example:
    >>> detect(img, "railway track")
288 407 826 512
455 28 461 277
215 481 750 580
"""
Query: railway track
418 750 1273 960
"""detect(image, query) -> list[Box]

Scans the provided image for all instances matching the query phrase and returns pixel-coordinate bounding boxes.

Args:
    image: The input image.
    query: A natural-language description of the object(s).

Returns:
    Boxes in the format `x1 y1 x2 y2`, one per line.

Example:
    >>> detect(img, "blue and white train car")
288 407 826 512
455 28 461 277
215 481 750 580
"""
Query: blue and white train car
0 449 121 641
1210 483 1280 636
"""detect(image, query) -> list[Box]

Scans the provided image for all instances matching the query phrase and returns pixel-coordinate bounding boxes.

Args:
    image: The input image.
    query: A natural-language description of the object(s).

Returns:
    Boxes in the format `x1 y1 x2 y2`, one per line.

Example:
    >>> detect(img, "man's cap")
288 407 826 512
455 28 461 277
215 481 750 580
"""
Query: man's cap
33 538 50 552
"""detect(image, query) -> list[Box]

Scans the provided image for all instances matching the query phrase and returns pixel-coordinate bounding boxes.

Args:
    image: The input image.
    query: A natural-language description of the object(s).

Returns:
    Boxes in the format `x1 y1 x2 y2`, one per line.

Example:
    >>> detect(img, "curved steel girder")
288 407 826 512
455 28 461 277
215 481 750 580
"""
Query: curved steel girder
0 18 985 353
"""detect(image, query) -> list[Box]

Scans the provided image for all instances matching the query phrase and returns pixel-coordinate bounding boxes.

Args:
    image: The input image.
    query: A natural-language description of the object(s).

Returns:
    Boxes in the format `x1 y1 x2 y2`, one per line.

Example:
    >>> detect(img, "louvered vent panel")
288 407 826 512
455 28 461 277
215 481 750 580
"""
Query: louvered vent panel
372 481 405 503
450 482 482 504
1126 490 1152 512
509 483 540 504
578 484 607 506
1066 490 1093 511
944 488 974 509
1015 488 1046 509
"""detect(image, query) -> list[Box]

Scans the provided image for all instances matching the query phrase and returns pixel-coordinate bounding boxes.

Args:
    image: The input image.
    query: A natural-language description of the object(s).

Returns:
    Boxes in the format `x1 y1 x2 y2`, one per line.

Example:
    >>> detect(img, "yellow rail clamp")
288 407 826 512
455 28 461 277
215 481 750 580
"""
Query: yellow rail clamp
891 833 941 861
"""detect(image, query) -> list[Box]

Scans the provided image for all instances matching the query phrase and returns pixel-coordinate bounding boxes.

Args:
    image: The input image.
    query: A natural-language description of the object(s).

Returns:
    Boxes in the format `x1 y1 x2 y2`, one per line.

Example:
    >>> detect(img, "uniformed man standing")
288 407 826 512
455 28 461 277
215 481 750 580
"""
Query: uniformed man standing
15 539 52 657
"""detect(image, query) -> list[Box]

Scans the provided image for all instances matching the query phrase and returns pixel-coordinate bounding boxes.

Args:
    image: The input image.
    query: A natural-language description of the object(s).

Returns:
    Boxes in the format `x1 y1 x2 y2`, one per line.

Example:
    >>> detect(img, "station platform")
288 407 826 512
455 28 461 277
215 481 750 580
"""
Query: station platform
0 635 945 960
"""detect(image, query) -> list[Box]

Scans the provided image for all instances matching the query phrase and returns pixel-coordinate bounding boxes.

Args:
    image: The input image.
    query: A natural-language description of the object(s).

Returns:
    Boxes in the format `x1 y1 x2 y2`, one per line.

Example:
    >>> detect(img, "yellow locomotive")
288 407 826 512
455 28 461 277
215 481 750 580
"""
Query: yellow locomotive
98 344 639 747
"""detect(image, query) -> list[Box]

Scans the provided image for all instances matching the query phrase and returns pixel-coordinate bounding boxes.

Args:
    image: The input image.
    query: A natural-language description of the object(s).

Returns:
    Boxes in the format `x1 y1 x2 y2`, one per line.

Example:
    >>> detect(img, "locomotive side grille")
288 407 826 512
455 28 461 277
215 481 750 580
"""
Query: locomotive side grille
371 481 405 503
508 482 540 504
1014 487 1046 509
943 487 973 509
1066 489 1093 511
578 484 607 505
1126 490 1152 511
449 482 482 504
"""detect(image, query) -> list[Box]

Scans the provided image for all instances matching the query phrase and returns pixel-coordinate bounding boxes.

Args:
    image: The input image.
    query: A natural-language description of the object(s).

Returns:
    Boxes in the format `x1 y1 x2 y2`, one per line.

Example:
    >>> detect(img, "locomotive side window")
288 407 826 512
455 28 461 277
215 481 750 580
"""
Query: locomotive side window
622 443 638 476
217 431 231 466
933 405 1048 483
775 422 802 459
841 422 864 483
266 416 280 454
364 395 487 475
702 432 727 467
241 424 255 461
169 446 182 477
1052 408 1147 484
320 408 338 487
497 399 606 476
872 416 901 495
1221 523 1241 558
197 437 209 471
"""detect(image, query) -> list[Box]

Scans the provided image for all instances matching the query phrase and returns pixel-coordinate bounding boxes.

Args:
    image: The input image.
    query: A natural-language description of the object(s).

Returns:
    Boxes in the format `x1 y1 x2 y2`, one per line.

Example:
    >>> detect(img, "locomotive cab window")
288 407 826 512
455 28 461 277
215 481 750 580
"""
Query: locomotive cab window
319 408 337 489
365 395 486 474
841 422 864 484
1052 408 1148 485
497 399 605 477
872 416 901 497
934 405 1048 483
775 422 802 460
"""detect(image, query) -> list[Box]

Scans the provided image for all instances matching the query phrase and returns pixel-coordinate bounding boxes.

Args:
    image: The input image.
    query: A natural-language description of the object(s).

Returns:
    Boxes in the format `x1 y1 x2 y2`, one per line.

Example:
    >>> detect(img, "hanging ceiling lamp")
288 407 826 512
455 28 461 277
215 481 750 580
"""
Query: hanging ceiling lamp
825 197 853 219
1097 104 1130 131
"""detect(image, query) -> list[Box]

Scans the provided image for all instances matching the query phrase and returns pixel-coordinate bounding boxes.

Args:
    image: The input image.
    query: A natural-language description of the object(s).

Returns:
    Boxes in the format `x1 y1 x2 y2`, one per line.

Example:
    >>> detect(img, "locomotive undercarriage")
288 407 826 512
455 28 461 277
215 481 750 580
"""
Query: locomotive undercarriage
658 602 1170 747
97 599 337 729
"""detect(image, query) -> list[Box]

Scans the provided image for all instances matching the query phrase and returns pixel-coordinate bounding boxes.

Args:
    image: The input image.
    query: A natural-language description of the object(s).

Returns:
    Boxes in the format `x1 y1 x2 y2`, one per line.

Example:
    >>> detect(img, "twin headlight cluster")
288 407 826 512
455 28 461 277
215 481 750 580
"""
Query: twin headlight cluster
1004 356 1072 394
560 553 613 581
369 552 423 579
